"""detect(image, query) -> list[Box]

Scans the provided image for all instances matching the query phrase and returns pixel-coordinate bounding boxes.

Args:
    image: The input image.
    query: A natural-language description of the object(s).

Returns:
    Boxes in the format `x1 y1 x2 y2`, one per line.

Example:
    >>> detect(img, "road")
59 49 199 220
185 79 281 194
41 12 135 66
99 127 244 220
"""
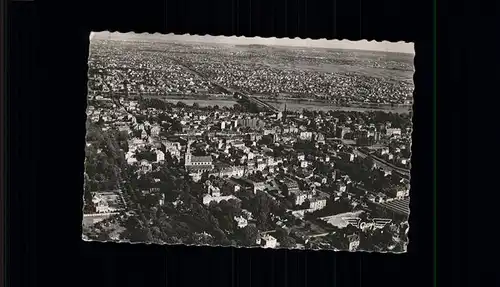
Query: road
167 57 233 95
168 56 279 113
331 139 410 177
117 171 152 235
167 57 280 113
238 93 280 113
255 96 412 113
352 148 410 179
370 154 410 175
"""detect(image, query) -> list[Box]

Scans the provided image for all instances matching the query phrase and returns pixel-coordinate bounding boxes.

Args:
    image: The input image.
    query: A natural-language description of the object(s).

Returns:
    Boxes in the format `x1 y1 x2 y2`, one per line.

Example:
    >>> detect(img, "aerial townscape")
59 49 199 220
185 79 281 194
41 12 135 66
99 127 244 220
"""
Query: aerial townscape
82 32 413 253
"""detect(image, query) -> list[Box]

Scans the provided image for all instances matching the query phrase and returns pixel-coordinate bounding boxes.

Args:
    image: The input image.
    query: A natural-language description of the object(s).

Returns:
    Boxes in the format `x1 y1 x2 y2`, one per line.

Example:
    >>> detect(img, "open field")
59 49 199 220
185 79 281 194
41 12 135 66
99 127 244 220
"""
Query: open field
264 62 413 82
90 39 414 106
140 94 239 108
266 100 411 114
162 98 238 108
143 94 411 113
82 213 114 227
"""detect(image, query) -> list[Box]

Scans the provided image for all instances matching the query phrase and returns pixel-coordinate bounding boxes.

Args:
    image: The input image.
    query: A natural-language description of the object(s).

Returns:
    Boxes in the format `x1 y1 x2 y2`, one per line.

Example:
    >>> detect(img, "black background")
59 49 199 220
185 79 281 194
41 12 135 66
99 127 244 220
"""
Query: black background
7 0 488 286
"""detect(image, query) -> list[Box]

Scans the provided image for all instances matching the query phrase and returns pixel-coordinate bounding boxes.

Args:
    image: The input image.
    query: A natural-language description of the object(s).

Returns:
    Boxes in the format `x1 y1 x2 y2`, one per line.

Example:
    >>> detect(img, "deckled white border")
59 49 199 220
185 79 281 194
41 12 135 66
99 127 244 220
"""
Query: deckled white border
90 31 414 54
82 31 415 254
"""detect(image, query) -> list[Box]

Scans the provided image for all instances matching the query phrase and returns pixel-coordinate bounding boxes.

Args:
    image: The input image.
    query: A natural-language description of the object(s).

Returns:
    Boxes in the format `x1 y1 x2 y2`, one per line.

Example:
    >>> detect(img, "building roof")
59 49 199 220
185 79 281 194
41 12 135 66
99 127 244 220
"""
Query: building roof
283 177 299 187
240 177 264 186
191 156 213 163
187 165 213 171
261 233 276 241
314 191 330 200
379 198 410 216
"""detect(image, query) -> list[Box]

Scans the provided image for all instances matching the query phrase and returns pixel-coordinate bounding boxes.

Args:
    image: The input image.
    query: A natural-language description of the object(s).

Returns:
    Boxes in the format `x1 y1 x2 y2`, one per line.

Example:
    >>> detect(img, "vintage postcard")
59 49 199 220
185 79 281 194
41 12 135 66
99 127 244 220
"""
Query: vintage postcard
83 31 413 253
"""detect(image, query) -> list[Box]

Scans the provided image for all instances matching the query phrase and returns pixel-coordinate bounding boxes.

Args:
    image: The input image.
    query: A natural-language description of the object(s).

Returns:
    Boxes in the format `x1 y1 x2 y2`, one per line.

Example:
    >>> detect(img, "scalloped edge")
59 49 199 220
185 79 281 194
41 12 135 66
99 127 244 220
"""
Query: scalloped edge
83 31 414 254
82 234 407 255
90 31 414 54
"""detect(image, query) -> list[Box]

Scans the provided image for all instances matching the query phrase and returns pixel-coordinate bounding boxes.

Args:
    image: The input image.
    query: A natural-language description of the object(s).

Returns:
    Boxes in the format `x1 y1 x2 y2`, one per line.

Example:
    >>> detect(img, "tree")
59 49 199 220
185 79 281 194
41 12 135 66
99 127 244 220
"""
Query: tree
248 193 272 230
176 101 187 108
218 214 235 232
237 225 259 246
275 227 296 248
219 199 242 217
233 104 244 112
115 130 129 143
135 150 156 162
163 151 173 165
399 222 409 240
362 157 375 170
311 198 352 217
358 224 394 251
83 176 96 213
132 129 143 138
121 216 152 242
374 225 394 246
171 121 183 132
96 231 111 241
142 193 161 209
282 199 294 210
326 232 349 250
391 172 403 185
83 194 96 214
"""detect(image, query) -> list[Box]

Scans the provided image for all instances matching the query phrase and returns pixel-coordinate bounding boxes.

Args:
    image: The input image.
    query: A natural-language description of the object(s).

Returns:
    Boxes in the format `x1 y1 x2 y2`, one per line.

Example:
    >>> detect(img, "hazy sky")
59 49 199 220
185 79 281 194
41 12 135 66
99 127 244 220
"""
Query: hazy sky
91 31 414 54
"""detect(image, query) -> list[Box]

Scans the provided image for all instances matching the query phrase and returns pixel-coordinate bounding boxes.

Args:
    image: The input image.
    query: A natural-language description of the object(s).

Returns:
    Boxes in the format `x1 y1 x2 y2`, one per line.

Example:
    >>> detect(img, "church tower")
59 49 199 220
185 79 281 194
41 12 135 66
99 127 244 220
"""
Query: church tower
185 140 194 167
185 150 192 166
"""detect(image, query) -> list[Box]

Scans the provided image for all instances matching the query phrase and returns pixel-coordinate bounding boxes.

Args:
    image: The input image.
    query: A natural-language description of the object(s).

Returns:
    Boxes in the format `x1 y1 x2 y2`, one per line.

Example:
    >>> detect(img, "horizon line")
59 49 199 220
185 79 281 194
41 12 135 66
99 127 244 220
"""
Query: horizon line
90 31 415 54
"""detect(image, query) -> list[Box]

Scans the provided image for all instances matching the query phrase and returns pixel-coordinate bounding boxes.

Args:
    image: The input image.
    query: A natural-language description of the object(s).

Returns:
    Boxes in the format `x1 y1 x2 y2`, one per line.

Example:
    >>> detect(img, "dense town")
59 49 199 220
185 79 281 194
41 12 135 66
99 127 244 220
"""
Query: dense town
87 40 414 106
82 38 412 252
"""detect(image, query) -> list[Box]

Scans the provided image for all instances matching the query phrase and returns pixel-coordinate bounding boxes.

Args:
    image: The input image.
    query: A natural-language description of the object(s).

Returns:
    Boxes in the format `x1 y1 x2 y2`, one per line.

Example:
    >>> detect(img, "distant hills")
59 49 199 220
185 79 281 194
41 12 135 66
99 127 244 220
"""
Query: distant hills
240 44 268 48
90 31 414 54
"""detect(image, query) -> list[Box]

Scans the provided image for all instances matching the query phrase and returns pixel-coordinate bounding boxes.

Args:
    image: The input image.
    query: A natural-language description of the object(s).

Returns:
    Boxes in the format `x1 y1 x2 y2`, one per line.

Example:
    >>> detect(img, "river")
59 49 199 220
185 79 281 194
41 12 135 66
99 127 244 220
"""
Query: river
162 98 239 108
266 100 411 114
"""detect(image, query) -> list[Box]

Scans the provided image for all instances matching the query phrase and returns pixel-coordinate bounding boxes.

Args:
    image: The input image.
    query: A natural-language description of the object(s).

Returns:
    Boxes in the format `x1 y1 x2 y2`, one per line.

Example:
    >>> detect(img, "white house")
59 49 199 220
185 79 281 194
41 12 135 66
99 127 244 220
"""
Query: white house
139 160 153 173
202 194 239 206
260 234 278 248
297 154 305 161
338 183 347 193
300 131 313 141
92 194 118 214
348 234 360 252
155 149 165 162
150 125 161 137
309 198 327 211
234 216 248 228
125 151 137 165
294 192 311 206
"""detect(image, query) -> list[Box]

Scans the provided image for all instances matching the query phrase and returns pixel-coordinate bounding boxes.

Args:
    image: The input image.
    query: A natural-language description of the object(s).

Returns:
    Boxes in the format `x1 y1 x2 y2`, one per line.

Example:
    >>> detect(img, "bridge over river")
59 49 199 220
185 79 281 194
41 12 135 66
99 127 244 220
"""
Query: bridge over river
235 92 280 113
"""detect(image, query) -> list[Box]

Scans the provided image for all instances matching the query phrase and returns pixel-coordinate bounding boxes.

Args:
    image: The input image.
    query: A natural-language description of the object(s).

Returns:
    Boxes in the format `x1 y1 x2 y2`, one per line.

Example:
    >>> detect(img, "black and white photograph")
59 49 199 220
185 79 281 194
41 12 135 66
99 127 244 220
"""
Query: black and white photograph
82 31 413 253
